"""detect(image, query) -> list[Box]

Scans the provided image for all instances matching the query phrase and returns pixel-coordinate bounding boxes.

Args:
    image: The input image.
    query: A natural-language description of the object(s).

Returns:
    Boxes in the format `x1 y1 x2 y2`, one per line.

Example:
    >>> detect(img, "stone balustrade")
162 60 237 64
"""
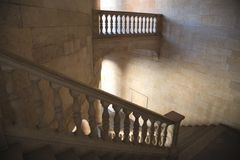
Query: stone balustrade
0 50 184 155
93 10 162 38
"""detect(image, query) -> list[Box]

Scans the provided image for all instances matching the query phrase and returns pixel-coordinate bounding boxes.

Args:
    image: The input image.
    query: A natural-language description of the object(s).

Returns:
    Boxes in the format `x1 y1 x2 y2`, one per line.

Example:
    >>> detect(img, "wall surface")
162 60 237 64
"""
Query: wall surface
100 0 240 128
0 0 93 84
0 0 95 129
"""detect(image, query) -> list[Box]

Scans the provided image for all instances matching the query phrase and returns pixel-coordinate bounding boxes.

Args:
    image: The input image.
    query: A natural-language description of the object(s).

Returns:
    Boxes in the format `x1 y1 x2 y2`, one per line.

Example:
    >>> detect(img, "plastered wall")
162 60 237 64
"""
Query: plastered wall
100 0 240 128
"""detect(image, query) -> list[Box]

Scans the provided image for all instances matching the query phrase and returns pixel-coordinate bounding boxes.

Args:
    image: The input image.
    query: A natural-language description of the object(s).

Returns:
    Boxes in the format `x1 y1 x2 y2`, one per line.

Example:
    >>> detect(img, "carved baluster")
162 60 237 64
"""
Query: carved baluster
99 13 103 35
113 105 121 142
159 123 168 147
122 15 125 34
151 121 159 146
142 16 144 34
157 122 162 147
135 16 138 33
162 124 169 147
115 15 119 34
149 119 155 146
1 65 20 125
125 16 128 34
138 17 141 33
133 16 136 34
101 101 110 141
133 112 140 144
145 119 152 145
129 16 132 34
149 17 152 33
30 75 44 128
50 83 65 132
86 96 97 138
123 109 131 143
105 14 108 35
146 17 149 33
110 14 113 34
119 15 122 34
153 17 156 33
141 116 148 145
69 89 82 135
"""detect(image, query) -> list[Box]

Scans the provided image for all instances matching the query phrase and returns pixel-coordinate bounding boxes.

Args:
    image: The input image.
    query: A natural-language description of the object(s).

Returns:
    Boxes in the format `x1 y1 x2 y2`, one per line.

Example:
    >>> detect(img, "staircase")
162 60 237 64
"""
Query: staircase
1 125 240 160
178 125 240 160
0 50 184 159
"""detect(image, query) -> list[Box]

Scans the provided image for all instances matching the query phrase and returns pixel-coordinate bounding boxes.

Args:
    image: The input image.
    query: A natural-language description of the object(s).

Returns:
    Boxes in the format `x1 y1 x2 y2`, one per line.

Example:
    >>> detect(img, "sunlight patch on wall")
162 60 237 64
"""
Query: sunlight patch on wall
101 58 122 96
100 0 122 10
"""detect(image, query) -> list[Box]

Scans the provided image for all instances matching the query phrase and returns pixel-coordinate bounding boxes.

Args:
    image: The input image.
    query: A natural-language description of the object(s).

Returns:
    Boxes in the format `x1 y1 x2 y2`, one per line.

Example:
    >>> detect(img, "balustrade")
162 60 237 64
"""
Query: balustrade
93 10 162 38
0 50 184 155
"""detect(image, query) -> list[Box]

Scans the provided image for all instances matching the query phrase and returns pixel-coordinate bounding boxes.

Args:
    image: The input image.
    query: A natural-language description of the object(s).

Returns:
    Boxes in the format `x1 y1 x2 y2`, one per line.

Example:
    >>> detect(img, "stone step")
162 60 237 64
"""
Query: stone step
24 146 56 160
179 125 227 160
55 149 79 160
179 125 215 152
178 126 208 147
0 143 23 160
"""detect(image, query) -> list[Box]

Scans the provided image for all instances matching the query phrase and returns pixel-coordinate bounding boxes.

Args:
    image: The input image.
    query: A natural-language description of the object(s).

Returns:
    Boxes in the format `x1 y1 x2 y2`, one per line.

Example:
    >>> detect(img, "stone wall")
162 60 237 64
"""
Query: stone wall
0 0 95 130
0 0 93 83
100 0 240 128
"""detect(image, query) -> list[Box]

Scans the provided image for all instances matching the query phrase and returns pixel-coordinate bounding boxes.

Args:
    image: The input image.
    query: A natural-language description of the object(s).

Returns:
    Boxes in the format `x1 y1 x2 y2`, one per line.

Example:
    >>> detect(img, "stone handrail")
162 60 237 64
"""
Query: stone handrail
93 10 162 38
0 50 184 154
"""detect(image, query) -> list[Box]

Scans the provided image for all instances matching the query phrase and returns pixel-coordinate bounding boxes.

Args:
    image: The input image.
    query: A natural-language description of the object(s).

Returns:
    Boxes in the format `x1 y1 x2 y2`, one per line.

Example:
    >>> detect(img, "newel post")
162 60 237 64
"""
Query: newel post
164 111 185 159
156 14 163 36
164 111 185 147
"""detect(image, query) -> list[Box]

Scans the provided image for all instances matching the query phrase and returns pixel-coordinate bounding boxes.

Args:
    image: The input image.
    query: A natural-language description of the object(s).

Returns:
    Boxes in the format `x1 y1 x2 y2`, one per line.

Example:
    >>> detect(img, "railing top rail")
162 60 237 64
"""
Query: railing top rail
0 50 178 124
94 9 162 17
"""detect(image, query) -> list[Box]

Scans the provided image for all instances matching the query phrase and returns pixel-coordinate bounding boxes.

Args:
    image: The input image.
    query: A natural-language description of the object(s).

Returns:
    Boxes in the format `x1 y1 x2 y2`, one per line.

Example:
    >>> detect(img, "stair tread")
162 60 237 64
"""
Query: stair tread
179 125 227 160
0 143 23 160
178 126 215 152
24 146 56 160
55 149 79 160
178 126 208 146
80 152 100 160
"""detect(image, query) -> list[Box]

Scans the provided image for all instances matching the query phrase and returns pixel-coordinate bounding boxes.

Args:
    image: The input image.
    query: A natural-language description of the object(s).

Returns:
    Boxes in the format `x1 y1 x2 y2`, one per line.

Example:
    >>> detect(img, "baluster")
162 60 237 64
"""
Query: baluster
105 14 108 35
141 116 148 145
133 16 136 34
133 112 140 144
153 17 156 33
69 89 82 135
142 16 144 34
157 122 162 147
138 17 141 33
149 17 152 33
123 109 131 143
99 13 103 35
149 119 155 146
1 65 21 125
144 17 148 34
113 105 121 142
101 101 110 140
145 119 152 144
30 75 44 128
163 124 169 147
50 83 65 132
160 123 169 147
110 14 114 34
135 16 138 33
115 15 118 34
86 96 97 138
125 16 128 34
129 16 132 34
151 121 159 146
119 15 122 34
122 16 125 34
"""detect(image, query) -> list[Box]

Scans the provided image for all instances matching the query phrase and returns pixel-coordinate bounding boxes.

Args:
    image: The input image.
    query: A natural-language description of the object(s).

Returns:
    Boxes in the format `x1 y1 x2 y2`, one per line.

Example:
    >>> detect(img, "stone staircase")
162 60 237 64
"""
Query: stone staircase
178 125 240 160
1 125 240 160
